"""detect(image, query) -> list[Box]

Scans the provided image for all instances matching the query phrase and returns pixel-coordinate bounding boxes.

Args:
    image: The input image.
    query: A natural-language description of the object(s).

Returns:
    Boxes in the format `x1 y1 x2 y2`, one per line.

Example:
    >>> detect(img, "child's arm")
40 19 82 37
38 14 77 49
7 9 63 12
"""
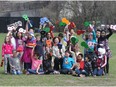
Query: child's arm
6 32 12 37
82 34 86 41
52 47 57 58
70 63 75 70
106 28 113 39
71 58 77 69
25 21 29 33
69 44 76 62
36 64 41 74
10 64 15 69
61 45 66 58
101 55 107 68
9 59 15 69
31 47 35 59
92 29 96 42
36 61 42 74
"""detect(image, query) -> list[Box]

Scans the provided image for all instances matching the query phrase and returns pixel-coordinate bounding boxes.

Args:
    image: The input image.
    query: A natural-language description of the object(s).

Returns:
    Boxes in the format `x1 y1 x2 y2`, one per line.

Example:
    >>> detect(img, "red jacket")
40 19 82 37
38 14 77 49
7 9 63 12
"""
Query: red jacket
2 43 14 57
77 60 84 70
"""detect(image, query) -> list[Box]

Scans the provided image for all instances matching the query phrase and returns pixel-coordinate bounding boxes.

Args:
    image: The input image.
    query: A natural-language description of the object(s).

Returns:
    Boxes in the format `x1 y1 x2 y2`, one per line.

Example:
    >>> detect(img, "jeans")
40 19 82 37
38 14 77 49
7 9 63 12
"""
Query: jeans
40 56 43 71
27 69 44 74
4 54 11 73
60 68 72 74
12 70 21 75
105 57 109 74
93 68 103 76
75 68 81 75
75 68 89 76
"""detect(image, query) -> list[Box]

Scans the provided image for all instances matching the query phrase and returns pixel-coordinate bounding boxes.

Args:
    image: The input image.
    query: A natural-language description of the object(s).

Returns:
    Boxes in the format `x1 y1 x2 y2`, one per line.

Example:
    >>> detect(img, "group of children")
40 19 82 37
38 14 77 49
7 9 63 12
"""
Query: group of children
1 20 113 77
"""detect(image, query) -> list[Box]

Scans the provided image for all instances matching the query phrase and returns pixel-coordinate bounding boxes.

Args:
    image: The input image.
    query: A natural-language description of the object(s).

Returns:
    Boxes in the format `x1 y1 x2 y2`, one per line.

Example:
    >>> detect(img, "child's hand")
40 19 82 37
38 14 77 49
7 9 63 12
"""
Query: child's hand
78 66 80 69
2 57 4 60
12 66 15 69
98 67 100 70
58 56 62 59
10 54 13 57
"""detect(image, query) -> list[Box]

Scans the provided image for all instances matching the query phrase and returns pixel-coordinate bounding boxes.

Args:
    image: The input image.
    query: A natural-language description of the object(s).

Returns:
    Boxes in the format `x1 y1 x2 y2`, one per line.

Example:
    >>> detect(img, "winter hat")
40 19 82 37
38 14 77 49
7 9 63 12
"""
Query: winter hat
98 47 106 55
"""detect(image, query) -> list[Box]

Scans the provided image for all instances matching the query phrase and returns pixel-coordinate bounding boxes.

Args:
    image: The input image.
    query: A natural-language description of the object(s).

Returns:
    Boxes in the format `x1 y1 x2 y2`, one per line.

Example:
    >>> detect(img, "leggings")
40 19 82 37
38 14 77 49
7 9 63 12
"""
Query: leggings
105 57 109 74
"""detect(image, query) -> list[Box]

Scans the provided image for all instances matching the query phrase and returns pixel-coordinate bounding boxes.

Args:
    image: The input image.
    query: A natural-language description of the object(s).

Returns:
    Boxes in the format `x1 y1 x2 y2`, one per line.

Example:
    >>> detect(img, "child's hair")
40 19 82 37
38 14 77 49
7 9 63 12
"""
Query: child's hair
47 33 52 40
101 30 106 33
34 52 40 59
86 55 92 61
16 31 23 39
53 37 59 43
58 33 63 38
86 54 93 61
4 36 11 44
78 53 83 58
97 29 101 32
65 50 70 53
46 53 52 60
35 34 40 38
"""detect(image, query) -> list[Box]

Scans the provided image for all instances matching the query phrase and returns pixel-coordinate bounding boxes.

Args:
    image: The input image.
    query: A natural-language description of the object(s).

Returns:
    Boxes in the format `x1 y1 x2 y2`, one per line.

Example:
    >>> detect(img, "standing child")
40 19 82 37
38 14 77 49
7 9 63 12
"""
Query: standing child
10 50 22 75
2 36 14 74
21 32 36 72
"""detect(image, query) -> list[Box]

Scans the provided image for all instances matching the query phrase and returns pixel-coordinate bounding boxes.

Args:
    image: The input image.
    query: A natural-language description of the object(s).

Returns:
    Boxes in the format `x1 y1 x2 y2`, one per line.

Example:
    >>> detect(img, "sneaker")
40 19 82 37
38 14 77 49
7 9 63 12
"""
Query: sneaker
26 71 30 75
72 71 76 76
80 74 85 77
53 71 60 74
5 72 7 75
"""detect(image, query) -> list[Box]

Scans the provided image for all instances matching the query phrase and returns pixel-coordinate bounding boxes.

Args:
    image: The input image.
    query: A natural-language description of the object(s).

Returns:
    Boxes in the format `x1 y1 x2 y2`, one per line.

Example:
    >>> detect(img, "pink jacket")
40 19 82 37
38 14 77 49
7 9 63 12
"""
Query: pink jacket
2 43 14 57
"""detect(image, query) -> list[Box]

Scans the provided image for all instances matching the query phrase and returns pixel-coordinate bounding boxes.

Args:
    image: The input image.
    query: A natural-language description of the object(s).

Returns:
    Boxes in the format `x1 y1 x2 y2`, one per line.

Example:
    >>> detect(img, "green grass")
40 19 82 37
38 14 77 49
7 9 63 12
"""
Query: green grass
0 33 116 86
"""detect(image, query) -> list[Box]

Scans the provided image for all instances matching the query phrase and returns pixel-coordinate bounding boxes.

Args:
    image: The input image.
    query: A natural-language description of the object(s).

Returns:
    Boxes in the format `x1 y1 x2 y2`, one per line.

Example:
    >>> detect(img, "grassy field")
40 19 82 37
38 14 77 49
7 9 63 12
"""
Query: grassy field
0 33 116 86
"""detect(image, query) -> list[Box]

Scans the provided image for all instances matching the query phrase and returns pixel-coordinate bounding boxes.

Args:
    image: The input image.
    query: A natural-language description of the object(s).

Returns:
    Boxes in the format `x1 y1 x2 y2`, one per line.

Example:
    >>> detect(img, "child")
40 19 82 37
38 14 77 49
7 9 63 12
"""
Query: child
60 50 75 74
21 32 36 71
10 50 22 75
83 55 94 76
2 36 14 74
93 46 107 76
43 53 54 74
27 48 43 74
71 53 85 77
69 43 81 63
35 34 45 71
